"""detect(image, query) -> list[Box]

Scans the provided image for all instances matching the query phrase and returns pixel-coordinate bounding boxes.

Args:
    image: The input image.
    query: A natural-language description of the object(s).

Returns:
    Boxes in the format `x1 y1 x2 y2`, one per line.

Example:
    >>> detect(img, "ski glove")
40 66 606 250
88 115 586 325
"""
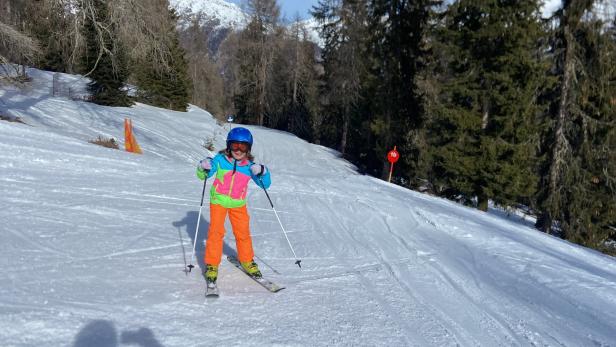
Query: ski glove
196 158 212 180
200 159 212 171
250 163 267 176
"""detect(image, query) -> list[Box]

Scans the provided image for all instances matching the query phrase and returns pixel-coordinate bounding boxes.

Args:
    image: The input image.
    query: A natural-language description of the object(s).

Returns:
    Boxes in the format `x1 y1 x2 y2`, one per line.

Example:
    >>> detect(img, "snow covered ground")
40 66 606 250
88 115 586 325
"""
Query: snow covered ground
1 69 616 346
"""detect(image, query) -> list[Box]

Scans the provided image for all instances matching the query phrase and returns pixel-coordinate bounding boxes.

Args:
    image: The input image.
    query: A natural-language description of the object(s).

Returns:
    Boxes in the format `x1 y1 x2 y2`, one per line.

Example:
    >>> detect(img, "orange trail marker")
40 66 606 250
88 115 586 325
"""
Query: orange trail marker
124 118 142 154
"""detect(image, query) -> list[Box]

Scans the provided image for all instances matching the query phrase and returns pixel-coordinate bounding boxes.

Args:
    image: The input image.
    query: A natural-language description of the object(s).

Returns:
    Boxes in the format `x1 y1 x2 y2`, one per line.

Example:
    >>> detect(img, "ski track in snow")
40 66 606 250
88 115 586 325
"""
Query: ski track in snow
2 68 616 346
306 197 423 346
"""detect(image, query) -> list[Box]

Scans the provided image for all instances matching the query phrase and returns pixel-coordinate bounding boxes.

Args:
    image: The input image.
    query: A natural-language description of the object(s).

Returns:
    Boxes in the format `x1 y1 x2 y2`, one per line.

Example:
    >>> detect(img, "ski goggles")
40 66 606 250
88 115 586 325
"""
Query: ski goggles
228 141 250 152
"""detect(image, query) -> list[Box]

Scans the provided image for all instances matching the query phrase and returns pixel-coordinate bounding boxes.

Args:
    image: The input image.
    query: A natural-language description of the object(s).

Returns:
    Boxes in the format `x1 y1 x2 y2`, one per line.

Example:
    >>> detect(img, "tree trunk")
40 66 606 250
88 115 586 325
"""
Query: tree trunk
477 194 489 212
257 32 269 126
258 55 266 126
289 32 300 132
544 25 575 232
292 33 299 106
380 111 393 180
340 106 349 155
535 212 552 232
3 0 10 20
482 100 489 130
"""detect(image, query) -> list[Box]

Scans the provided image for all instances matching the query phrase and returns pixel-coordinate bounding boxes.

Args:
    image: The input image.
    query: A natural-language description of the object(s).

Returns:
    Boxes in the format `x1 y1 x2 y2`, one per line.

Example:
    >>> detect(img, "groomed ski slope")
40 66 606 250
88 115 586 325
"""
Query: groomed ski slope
1 69 615 346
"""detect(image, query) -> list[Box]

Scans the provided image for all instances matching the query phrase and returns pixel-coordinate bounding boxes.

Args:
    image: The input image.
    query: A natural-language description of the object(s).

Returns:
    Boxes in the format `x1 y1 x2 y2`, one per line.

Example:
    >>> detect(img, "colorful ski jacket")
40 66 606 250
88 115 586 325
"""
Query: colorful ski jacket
205 153 271 208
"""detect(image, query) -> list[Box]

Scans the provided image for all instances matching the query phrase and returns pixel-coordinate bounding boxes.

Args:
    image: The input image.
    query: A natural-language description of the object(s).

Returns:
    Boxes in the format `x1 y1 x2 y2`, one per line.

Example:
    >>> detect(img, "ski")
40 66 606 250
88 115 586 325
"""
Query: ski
205 280 219 298
227 256 285 293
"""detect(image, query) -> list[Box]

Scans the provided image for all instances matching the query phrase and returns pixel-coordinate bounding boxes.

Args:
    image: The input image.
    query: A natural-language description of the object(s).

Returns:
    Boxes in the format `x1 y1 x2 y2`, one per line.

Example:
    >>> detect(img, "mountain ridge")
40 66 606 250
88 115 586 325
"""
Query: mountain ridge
171 0 321 47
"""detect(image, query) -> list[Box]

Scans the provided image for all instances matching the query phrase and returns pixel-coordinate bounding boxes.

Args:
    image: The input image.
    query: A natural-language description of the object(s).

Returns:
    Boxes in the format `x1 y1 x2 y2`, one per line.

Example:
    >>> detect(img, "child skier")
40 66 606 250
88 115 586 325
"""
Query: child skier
196 127 271 285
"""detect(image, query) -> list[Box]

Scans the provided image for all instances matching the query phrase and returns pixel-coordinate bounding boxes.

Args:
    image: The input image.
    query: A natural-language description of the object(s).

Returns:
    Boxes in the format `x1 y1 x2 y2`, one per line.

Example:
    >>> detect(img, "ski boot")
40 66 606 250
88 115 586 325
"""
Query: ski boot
205 264 218 284
240 260 262 278
204 264 219 297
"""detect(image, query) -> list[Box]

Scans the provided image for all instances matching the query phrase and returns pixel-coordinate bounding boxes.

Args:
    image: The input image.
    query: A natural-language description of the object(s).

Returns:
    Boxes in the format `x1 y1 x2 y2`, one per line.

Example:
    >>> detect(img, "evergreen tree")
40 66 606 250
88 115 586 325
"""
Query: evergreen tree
535 0 615 249
428 0 546 210
311 0 342 147
81 0 131 107
234 0 280 126
313 0 370 155
269 18 319 141
234 19 267 125
133 7 191 112
366 0 438 183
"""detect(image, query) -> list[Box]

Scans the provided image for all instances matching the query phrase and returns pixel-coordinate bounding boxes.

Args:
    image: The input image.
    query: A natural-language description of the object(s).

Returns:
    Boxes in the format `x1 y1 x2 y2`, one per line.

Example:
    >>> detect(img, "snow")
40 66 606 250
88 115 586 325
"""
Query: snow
170 0 322 47
542 0 562 18
2 68 616 346
294 17 322 47
171 0 247 30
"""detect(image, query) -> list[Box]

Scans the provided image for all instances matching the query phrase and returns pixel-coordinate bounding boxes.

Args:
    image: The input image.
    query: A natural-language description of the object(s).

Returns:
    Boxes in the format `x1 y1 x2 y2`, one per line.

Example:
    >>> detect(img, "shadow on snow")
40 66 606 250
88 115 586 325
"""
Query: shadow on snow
73 319 164 347
172 210 236 274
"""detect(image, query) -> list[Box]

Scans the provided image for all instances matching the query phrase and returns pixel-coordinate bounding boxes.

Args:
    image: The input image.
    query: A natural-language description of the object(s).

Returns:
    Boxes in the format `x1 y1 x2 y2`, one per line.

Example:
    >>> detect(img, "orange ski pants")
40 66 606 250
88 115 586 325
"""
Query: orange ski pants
204 203 254 266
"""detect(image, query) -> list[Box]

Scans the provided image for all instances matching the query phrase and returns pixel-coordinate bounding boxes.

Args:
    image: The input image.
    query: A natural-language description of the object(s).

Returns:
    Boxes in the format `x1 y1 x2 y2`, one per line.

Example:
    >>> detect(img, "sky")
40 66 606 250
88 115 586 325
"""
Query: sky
228 0 567 20
277 0 321 19
229 0 321 20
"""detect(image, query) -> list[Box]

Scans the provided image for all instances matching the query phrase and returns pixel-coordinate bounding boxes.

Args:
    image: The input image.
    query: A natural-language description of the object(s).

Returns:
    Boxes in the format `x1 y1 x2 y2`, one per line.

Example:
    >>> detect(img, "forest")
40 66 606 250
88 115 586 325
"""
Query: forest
0 0 614 253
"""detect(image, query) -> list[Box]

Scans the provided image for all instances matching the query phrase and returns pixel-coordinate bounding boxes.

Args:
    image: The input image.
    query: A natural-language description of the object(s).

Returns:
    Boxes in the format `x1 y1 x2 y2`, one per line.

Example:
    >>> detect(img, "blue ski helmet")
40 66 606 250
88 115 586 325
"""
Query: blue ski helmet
227 127 253 146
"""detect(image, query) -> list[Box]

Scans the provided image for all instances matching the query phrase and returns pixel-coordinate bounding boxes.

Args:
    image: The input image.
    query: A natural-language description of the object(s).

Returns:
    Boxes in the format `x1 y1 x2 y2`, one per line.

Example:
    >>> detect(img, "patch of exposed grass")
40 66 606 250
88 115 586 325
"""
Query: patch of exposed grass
203 135 216 151
89 136 119 150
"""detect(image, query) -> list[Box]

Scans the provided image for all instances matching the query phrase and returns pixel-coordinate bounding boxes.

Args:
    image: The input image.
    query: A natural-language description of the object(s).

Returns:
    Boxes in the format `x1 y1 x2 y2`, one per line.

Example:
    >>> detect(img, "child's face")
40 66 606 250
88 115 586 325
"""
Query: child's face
229 141 249 160
231 148 247 160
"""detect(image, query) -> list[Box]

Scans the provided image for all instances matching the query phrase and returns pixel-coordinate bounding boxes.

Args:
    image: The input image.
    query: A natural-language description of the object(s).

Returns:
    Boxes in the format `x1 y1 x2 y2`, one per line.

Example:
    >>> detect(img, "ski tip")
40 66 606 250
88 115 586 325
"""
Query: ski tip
205 287 220 298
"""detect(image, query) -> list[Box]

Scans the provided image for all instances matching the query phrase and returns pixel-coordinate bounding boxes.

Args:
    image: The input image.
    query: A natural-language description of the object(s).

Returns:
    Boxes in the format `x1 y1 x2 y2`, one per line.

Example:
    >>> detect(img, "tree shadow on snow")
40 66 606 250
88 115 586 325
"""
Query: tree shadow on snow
172 210 236 274
73 320 164 347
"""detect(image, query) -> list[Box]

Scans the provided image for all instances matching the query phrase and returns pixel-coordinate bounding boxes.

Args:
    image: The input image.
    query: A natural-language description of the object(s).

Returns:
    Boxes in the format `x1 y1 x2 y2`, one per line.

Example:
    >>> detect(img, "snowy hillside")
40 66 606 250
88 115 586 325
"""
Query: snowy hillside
295 17 322 47
172 0 247 30
1 69 616 346
170 0 322 47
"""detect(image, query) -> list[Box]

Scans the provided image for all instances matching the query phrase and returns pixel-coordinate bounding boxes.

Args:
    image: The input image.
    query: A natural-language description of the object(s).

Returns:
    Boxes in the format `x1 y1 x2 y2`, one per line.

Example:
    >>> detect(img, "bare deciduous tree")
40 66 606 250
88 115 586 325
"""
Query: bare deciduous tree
180 13 225 118
234 0 281 125
0 21 39 81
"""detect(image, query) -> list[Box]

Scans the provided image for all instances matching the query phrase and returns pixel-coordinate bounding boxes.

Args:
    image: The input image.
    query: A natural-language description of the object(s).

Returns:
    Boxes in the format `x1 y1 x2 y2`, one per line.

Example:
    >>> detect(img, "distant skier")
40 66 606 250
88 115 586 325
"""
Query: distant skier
196 127 271 286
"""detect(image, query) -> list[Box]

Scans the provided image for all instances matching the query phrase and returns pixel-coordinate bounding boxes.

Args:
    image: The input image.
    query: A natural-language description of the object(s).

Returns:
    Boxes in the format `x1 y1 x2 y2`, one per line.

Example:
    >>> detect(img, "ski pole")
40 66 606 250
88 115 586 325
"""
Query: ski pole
187 174 208 273
258 176 302 269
